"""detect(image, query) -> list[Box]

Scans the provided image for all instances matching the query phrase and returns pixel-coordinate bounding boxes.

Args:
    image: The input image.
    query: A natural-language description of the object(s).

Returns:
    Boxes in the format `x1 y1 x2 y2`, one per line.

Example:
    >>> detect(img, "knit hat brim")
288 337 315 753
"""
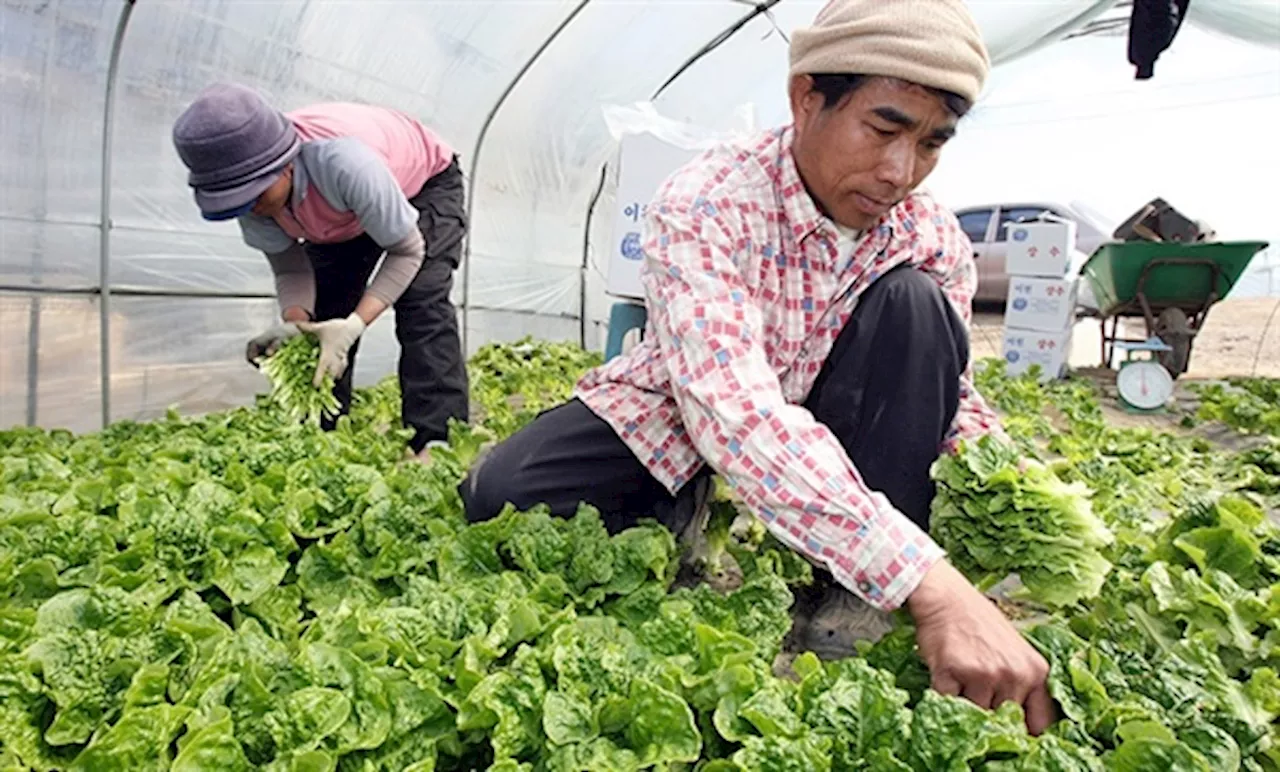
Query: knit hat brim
193 166 286 220
195 169 283 221
190 129 299 220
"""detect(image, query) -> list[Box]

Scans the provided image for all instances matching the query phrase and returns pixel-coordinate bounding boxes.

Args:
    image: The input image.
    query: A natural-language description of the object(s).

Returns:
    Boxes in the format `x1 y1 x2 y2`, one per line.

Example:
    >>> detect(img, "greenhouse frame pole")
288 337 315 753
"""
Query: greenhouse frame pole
576 0 783 348
460 0 592 354
99 0 136 429
650 0 783 98
28 0 63 425
580 165 608 348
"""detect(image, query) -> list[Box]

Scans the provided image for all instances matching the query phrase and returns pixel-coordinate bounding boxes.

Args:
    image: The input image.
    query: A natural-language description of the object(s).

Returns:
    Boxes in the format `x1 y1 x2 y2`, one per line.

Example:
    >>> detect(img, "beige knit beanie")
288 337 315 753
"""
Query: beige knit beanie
789 0 991 104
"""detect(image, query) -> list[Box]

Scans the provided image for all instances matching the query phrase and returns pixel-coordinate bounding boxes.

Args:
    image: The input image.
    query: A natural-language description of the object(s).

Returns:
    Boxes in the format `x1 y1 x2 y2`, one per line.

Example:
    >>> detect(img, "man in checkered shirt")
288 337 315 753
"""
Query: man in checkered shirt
462 0 1054 733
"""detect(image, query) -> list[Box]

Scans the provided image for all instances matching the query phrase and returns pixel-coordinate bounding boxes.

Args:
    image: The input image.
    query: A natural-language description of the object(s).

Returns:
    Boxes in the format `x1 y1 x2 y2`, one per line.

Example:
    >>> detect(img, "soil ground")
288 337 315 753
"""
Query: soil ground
972 296 1280 379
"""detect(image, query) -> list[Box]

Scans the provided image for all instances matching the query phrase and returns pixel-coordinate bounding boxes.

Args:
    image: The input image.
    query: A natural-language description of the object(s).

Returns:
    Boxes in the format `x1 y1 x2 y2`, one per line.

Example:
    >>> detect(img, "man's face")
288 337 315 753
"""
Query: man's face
789 76 958 230
252 166 293 218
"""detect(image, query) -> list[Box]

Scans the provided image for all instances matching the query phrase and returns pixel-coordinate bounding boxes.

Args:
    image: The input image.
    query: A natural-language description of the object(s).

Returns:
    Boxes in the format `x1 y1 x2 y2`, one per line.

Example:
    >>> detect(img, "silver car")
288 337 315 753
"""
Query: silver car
955 201 1114 304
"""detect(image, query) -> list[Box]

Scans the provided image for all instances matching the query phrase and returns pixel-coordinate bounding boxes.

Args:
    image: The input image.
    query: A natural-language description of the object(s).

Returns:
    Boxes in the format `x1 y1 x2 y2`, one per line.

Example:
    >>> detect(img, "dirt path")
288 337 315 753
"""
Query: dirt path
972 296 1280 379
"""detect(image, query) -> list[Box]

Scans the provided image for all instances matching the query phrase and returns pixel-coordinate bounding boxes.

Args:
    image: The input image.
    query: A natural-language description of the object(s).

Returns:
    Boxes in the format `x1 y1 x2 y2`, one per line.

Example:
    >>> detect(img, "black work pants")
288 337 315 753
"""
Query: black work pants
308 158 469 452
459 264 969 533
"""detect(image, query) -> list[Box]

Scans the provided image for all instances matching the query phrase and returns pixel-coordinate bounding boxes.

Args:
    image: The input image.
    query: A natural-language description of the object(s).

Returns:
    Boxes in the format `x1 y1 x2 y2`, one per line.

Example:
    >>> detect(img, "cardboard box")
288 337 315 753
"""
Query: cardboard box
606 133 701 299
1004 217 1077 278
1004 277 1078 332
1002 326 1072 382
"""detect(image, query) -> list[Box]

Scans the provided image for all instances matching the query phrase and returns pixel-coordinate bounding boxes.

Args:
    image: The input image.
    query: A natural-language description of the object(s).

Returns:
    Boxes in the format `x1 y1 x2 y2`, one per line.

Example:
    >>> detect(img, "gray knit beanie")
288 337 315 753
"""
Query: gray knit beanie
172 83 301 220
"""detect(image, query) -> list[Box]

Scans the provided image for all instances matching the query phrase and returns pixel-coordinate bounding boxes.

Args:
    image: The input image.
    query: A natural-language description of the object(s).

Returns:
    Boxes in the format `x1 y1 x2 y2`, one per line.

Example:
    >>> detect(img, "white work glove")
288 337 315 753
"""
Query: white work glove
245 323 301 366
297 313 366 386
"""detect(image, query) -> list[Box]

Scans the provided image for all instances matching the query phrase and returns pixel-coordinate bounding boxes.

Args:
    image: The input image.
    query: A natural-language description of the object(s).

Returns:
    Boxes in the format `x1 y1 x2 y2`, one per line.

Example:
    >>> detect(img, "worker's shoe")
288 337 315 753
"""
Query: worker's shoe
789 582 896 659
669 476 722 590
672 474 714 545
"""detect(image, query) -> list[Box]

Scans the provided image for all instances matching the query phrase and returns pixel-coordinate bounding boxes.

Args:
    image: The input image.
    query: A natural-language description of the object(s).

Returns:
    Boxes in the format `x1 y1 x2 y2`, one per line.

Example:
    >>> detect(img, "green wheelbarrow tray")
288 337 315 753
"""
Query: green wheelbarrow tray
1082 240 1268 315
1080 240 1269 375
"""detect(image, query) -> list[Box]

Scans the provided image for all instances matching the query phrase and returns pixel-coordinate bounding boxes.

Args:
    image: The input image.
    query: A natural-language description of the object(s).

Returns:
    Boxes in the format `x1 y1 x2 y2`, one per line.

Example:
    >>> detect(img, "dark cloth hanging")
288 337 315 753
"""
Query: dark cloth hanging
1128 0 1191 80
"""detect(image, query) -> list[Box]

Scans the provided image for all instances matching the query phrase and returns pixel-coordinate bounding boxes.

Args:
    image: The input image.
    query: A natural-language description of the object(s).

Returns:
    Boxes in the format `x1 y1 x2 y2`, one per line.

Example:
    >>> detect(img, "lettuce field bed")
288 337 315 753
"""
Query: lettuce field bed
1 339 1278 771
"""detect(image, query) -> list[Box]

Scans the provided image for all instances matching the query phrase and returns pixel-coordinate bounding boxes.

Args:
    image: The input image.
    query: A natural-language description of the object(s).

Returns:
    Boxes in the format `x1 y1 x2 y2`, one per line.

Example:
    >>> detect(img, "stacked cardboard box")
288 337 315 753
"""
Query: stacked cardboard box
607 133 701 300
1001 216 1078 382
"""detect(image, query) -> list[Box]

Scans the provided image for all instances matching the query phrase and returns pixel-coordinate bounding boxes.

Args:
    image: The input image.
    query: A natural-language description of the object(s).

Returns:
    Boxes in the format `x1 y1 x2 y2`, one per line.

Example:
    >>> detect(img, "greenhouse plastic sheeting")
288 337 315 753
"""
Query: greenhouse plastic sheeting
1187 0 1280 48
1 1 114 290
2 0 1275 432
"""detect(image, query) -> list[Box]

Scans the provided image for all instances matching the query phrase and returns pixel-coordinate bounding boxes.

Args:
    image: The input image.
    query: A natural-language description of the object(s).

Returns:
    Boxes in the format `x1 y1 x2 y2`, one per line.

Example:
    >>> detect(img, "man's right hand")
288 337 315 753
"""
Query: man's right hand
245 323 300 366
907 560 1055 735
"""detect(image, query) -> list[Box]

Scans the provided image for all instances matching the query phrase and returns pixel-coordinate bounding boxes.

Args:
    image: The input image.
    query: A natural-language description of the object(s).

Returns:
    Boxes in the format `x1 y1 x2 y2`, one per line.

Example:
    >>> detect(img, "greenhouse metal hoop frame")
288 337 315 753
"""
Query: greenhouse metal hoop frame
10 0 782 431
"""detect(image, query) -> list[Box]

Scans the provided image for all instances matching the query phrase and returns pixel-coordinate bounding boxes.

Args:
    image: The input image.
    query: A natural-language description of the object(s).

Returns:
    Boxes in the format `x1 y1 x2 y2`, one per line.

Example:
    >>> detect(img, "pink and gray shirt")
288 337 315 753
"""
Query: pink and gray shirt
238 103 455 313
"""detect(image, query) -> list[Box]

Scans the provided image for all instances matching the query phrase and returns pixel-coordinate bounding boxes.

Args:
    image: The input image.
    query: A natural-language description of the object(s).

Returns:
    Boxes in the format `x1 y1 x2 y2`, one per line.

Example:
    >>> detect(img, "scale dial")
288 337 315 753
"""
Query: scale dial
1117 360 1174 411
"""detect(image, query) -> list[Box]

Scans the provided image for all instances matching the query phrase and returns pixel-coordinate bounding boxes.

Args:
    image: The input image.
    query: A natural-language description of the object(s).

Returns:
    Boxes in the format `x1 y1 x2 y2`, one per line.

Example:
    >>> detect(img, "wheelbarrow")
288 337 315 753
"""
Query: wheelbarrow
1079 240 1269 377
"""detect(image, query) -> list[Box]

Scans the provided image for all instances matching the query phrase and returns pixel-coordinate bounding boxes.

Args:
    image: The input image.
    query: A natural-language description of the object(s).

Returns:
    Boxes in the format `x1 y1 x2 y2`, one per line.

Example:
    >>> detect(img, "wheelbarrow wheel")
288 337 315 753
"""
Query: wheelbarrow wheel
1154 307 1192 376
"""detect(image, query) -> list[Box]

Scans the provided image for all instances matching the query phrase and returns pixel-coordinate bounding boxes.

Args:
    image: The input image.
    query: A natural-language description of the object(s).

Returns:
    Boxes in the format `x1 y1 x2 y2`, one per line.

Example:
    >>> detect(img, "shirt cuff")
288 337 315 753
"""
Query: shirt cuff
816 492 946 611
943 409 1011 454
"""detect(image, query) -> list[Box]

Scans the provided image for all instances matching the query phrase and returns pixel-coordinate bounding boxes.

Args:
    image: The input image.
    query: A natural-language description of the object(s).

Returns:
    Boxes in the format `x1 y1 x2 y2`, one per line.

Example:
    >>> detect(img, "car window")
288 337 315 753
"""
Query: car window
996 206 1056 241
957 209 993 245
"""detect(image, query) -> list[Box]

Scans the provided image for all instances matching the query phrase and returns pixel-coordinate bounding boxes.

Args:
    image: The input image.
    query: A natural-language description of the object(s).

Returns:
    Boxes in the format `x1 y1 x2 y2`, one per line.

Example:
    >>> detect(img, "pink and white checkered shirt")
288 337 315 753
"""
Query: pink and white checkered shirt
576 126 1003 611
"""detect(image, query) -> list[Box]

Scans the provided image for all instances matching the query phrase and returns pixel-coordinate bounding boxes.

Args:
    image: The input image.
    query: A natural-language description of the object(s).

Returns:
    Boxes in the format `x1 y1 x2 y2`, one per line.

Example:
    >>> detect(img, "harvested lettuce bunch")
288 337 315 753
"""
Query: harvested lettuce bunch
259 334 340 426
931 435 1115 607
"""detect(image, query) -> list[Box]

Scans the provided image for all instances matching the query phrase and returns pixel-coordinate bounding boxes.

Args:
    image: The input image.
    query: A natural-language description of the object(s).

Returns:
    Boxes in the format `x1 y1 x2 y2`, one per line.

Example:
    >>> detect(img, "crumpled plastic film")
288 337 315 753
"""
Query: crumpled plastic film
602 101 757 149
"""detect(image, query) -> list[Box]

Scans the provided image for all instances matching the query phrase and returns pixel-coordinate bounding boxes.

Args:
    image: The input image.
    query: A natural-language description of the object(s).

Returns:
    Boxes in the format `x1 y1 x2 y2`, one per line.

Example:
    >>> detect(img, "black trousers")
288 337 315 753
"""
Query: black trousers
308 158 470 452
459 264 969 534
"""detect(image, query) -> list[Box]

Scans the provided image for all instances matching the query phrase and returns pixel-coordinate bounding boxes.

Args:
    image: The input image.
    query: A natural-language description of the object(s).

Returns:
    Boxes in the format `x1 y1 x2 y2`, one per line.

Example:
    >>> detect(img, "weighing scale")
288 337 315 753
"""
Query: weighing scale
1113 337 1176 413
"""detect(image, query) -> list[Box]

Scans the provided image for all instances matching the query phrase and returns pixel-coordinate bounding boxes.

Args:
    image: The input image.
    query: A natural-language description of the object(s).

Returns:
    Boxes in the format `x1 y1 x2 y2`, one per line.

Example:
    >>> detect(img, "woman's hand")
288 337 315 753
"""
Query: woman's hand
245 323 300 366
297 313 366 384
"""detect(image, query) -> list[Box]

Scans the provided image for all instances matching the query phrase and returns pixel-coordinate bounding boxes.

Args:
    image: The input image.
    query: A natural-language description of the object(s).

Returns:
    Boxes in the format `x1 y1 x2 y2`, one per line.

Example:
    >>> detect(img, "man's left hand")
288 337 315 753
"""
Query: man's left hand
298 313 366 385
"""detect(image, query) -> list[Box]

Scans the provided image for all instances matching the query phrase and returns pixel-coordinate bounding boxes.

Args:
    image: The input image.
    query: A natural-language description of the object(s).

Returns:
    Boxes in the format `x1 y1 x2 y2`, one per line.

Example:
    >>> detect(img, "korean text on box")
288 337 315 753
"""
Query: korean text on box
1004 276 1078 332
1004 218 1077 278
1002 326 1072 382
